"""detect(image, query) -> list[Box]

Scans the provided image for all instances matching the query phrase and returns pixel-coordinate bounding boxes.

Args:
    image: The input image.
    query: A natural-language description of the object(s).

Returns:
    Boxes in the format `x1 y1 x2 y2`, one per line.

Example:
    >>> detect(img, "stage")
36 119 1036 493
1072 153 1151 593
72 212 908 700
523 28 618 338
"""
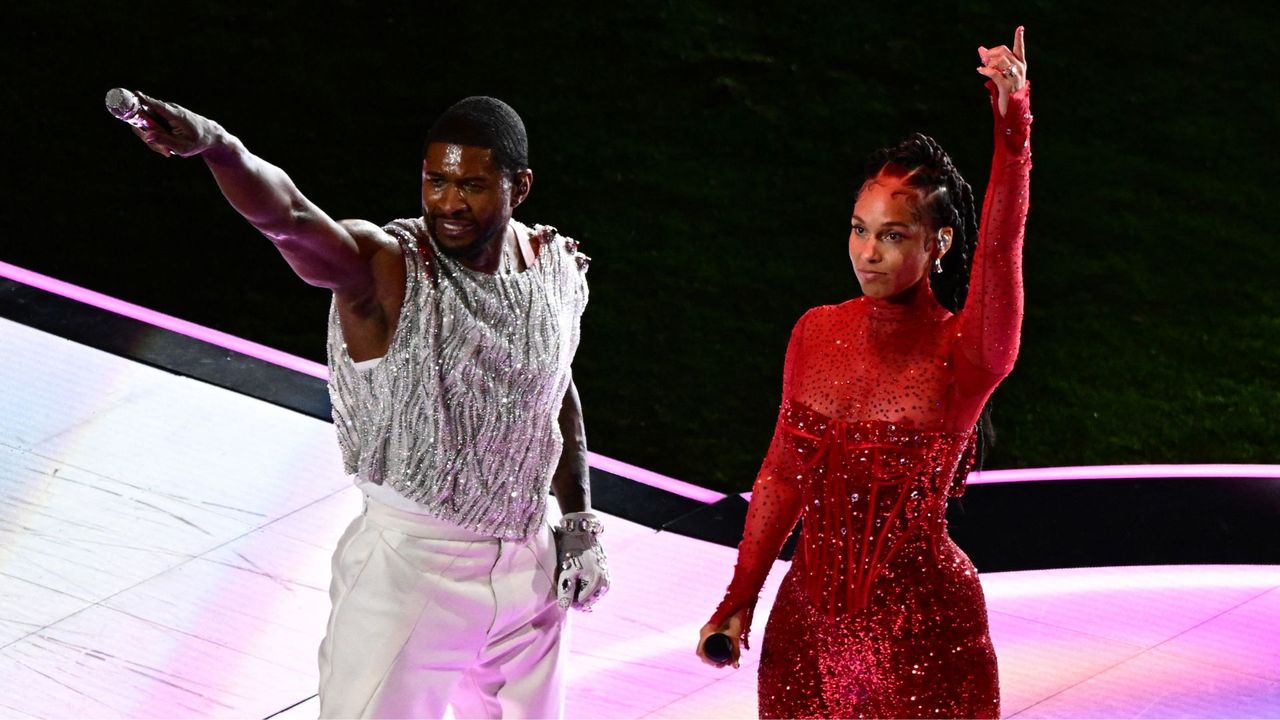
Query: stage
1 264 1278 718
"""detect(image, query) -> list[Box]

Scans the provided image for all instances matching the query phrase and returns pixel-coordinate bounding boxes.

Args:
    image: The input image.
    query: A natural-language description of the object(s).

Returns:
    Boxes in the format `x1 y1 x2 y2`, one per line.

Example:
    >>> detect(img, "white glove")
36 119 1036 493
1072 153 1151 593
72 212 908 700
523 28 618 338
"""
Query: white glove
554 512 610 611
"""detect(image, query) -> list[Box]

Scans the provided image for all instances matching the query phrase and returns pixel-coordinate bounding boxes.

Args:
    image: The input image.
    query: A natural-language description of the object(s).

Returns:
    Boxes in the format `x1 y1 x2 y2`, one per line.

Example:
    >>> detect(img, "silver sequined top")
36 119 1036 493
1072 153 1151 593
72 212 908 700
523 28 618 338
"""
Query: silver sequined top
327 218 589 540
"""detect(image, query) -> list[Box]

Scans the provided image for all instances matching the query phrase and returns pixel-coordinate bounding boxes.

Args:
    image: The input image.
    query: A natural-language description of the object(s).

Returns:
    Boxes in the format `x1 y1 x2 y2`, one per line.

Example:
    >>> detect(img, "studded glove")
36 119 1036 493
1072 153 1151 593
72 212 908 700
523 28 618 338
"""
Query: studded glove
554 511 610 611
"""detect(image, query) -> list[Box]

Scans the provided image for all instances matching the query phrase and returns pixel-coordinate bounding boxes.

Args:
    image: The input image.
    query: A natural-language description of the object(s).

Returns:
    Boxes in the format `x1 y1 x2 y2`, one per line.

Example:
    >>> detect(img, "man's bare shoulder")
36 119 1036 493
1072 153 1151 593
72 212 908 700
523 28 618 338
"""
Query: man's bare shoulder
330 220 406 330
339 219 403 260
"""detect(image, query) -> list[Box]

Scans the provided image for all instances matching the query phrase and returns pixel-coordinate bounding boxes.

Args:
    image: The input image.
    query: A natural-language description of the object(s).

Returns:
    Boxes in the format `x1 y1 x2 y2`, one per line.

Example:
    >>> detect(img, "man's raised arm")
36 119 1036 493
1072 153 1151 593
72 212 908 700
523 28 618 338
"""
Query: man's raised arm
121 91 382 301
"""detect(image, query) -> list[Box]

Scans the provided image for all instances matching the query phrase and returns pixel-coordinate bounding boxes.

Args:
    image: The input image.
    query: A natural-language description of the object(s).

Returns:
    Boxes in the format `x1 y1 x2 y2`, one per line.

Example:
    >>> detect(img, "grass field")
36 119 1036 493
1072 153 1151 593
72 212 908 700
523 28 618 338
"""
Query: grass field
5 1 1278 491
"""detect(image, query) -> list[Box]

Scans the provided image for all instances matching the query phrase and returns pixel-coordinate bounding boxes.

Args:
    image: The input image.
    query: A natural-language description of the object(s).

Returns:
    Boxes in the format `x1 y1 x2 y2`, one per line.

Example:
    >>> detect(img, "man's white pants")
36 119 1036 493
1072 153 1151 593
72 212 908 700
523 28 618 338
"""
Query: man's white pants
318 496 566 719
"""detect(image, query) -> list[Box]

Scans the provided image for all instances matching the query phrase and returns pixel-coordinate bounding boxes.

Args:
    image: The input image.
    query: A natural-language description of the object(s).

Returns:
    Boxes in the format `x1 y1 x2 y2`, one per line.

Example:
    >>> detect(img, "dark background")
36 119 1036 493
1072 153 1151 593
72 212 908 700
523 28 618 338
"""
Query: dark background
5 1 1278 492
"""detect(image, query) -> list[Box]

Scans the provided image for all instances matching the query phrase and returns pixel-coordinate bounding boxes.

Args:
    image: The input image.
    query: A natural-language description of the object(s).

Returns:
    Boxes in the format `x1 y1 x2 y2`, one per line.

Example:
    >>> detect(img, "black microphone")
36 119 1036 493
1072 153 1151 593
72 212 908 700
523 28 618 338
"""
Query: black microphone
702 632 734 665
104 88 171 133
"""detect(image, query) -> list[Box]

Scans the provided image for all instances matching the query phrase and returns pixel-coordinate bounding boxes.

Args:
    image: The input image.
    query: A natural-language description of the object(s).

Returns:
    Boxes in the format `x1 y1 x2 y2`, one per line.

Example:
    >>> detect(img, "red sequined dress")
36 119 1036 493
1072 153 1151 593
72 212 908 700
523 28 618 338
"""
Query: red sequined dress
709 83 1031 719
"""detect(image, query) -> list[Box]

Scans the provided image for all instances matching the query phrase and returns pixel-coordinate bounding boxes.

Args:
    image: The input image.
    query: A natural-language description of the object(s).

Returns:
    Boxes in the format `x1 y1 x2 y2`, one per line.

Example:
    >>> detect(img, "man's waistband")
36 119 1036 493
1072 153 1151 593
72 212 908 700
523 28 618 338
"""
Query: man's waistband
363 493 500 542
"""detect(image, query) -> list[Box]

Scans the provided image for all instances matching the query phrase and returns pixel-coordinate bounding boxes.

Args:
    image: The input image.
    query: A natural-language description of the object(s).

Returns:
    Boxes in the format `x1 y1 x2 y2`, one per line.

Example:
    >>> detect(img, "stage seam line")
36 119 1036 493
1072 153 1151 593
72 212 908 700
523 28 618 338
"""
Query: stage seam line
264 693 319 719
983 607 1152 652
0 481 351 654
1138 584 1280 682
1004 581 1280 718
637 670 752 719
1005 642 1151 719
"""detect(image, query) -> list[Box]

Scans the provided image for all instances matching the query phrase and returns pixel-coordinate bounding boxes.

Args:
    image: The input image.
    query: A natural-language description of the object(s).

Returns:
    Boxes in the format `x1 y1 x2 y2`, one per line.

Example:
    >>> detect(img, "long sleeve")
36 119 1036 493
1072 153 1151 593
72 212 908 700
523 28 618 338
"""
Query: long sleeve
708 315 808 647
954 82 1032 403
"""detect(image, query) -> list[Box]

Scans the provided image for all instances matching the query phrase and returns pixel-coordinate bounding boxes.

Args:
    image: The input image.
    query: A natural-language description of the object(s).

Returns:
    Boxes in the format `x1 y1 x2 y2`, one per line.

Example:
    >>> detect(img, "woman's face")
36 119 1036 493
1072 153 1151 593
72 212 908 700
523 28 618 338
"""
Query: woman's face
848 174 938 300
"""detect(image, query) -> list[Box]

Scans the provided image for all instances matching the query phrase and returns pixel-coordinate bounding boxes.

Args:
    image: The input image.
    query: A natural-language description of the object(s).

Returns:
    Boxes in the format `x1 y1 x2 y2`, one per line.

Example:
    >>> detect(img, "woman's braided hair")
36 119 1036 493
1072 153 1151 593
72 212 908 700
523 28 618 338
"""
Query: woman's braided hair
861 132 979 312
861 132 994 466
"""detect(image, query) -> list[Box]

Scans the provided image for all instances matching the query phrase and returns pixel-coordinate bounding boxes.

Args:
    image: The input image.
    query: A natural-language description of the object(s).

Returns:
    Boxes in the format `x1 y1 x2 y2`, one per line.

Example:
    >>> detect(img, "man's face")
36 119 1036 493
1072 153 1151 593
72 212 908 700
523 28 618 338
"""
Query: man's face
421 143 514 259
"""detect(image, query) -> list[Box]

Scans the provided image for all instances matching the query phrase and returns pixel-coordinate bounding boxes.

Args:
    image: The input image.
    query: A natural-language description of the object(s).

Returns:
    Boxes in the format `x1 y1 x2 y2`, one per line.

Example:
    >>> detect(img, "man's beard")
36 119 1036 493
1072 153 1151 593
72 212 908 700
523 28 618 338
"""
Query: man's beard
427 216 504 262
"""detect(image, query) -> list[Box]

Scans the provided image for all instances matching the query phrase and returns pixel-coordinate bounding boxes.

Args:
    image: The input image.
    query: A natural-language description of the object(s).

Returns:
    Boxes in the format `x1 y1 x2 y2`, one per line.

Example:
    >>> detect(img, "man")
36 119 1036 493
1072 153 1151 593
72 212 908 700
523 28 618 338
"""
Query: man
117 92 608 718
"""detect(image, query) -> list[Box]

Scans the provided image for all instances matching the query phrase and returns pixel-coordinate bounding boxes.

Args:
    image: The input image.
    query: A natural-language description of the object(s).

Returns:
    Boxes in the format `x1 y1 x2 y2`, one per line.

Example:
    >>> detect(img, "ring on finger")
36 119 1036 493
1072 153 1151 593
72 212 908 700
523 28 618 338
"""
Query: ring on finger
1001 65 1017 78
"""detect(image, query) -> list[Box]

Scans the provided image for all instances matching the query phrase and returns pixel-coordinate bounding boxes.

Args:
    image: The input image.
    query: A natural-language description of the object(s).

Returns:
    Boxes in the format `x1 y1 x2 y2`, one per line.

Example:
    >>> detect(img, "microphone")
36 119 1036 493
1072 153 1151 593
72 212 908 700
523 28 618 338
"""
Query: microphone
104 88 170 133
702 632 734 665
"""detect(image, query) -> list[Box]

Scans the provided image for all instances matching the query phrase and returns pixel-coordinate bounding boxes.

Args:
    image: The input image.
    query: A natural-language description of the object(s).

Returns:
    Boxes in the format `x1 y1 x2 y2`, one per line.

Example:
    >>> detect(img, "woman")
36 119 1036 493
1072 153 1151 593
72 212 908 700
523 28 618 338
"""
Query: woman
697 27 1031 719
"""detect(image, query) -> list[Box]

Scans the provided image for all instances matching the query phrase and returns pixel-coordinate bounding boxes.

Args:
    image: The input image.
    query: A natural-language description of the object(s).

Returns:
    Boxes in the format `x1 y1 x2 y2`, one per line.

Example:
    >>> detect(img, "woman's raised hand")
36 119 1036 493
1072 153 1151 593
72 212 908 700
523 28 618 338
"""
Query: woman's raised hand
977 26 1027 117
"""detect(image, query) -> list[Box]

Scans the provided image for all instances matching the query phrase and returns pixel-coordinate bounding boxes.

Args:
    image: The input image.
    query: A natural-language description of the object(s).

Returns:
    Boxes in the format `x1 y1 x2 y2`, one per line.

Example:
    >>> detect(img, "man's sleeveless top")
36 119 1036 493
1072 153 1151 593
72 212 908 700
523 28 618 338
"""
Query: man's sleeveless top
326 218 589 540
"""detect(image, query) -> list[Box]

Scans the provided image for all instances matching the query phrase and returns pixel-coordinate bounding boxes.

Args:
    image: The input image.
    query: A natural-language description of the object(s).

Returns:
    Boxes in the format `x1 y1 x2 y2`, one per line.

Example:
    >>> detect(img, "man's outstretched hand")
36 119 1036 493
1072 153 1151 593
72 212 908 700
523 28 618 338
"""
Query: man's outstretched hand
115 90 222 158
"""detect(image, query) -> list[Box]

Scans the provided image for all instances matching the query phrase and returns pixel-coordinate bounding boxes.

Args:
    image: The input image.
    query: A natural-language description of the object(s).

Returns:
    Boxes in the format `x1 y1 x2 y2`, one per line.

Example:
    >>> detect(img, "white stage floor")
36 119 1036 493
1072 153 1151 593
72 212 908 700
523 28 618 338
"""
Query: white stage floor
1 315 1278 719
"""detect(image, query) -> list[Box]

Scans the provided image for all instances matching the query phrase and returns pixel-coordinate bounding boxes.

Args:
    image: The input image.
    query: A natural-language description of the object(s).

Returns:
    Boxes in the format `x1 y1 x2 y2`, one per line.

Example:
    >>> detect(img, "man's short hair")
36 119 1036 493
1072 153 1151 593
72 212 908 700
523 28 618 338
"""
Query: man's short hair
425 96 529 177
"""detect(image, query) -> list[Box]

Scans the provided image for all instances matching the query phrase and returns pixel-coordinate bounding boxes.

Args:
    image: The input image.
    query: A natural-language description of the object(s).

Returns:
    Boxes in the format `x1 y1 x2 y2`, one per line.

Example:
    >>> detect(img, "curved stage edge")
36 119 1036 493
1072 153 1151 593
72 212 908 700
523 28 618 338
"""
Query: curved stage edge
1 261 1278 719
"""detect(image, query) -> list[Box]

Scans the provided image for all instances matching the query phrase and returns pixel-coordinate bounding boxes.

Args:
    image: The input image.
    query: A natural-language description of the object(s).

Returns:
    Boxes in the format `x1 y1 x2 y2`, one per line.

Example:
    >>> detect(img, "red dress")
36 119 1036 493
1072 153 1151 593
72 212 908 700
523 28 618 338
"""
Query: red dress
709 83 1031 719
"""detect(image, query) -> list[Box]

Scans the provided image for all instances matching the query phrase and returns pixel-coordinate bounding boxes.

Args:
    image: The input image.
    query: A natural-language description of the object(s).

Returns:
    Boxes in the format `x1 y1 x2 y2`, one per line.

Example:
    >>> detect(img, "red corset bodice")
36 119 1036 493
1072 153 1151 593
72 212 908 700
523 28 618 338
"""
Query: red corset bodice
779 403 976 618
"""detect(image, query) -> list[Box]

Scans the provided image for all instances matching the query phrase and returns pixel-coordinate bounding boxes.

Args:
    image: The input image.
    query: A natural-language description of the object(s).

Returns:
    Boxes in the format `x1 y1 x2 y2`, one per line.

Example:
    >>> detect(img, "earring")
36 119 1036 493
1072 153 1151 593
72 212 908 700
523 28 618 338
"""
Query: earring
933 257 944 274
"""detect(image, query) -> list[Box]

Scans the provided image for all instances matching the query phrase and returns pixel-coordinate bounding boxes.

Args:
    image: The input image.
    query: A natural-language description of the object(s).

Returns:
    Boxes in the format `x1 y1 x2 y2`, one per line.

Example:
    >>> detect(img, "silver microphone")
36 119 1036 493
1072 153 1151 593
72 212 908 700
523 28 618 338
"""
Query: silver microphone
105 88 169 132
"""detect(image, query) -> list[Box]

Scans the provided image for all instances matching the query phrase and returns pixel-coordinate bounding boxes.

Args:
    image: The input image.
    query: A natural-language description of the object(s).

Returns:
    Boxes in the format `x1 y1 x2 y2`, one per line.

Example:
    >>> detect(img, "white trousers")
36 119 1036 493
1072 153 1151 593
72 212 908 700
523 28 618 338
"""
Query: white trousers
318 496 566 719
